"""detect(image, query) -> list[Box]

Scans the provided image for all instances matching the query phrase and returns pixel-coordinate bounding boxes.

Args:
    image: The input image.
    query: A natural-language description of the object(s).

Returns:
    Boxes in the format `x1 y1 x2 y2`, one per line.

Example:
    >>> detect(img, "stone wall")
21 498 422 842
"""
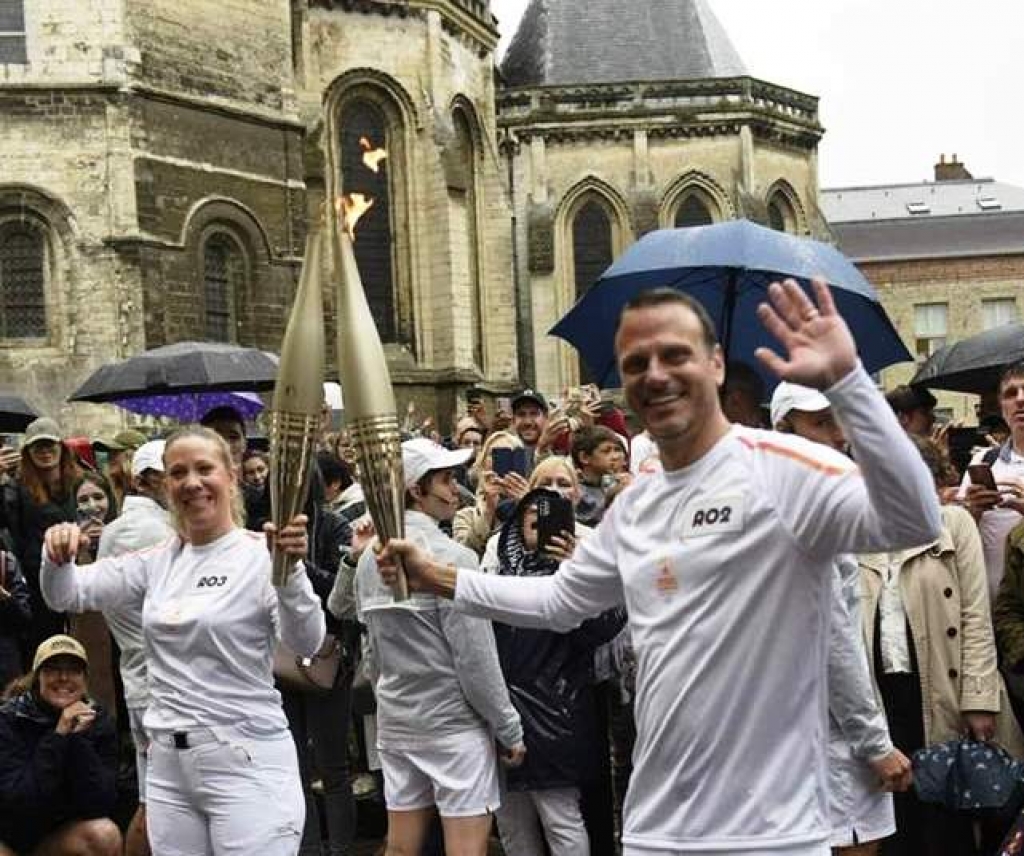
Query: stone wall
295 3 518 430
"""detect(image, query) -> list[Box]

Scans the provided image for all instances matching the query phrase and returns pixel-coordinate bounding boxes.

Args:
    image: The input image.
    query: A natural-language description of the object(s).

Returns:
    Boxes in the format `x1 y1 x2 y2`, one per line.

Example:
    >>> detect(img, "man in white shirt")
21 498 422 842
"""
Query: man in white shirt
96 439 174 856
771 382 906 854
961 362 1024 600
377 279 941 856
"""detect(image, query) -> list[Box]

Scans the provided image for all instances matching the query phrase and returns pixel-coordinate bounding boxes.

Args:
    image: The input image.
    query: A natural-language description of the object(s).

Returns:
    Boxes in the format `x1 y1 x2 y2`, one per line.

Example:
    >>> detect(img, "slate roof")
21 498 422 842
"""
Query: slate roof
501 0 747 88
821 179 1024 262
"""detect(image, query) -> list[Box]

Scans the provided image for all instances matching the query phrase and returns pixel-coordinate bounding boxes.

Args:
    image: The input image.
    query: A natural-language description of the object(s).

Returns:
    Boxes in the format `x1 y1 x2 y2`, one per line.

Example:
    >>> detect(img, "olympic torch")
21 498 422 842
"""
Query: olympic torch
330 207 408 601
268 226 326 586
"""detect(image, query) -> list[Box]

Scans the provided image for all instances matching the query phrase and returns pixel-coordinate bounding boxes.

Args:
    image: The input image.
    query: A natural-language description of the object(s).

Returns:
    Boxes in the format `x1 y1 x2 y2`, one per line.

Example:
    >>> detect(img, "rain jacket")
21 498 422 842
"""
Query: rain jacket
0 691 117 851
0 552 31 687
484 490 626 791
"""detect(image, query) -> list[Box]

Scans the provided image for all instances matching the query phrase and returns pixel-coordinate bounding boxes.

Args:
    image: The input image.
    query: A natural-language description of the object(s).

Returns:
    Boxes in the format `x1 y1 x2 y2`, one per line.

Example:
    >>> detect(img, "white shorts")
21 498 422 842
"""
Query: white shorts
379 729 500 817
128 706 149 803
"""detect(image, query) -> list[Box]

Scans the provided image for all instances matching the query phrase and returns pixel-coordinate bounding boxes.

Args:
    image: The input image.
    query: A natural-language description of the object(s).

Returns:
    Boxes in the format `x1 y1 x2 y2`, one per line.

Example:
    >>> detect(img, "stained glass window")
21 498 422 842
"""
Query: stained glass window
0 222 47 338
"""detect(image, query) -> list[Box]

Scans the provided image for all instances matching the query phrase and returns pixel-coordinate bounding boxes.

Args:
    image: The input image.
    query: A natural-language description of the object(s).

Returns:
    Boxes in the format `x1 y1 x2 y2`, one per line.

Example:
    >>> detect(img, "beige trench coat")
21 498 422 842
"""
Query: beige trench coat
860 504 1024 757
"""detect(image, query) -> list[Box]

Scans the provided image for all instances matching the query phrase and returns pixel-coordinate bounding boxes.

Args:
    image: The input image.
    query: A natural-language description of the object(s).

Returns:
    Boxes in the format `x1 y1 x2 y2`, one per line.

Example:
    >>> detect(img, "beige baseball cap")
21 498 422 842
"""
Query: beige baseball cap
32 634 88 674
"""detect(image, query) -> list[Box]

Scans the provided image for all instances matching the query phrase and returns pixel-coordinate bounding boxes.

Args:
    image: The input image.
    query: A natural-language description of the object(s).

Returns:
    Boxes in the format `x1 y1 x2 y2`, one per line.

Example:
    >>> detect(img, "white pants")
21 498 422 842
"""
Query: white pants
146 728 304 856
496 787 589 856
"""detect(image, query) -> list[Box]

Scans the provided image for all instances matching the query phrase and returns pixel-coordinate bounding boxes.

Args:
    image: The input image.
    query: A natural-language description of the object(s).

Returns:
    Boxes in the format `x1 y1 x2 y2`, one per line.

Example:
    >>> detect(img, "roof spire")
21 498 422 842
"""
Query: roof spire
502 0 746 88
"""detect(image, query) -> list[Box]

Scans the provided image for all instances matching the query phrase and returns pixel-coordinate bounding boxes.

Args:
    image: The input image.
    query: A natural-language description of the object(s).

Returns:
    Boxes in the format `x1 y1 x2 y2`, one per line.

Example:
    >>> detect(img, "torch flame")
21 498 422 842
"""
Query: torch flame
338 193 375 241
359 137 388 173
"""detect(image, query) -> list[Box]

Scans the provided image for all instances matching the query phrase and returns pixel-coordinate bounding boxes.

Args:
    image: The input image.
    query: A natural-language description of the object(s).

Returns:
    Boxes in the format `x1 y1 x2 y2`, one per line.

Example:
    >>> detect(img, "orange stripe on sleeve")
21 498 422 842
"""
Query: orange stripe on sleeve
738 435 853 477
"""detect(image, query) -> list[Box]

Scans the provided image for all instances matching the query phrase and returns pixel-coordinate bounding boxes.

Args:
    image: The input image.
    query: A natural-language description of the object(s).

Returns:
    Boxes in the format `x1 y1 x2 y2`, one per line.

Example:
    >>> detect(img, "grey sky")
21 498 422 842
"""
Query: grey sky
491 0 1024 189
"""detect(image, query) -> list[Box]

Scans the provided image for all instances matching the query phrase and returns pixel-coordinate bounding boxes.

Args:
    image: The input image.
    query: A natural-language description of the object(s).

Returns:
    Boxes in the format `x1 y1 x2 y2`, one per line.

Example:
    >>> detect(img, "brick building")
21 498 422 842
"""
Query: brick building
0 0 826 428
822 156 1024 421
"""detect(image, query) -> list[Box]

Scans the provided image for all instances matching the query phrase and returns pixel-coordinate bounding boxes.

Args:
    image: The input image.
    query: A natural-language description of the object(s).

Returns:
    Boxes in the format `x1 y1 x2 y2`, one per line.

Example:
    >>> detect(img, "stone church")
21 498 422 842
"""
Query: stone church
0 0 825 432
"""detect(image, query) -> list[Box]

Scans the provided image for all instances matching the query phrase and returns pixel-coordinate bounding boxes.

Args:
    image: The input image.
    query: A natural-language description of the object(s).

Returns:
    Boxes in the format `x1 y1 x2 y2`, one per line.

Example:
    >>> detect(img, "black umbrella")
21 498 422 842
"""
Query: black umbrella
0 393 39 433
911 323 1024 394
69 342 279 404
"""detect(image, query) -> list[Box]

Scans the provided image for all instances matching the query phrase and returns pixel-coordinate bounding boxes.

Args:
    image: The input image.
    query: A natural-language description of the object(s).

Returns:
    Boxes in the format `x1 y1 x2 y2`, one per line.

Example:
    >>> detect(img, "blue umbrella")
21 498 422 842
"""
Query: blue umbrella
550 219 912 388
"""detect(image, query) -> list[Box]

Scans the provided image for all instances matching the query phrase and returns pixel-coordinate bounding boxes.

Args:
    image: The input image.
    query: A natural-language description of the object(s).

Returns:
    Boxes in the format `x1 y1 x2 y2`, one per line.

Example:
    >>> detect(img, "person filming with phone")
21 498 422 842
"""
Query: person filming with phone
958 362 1024 600
480 455 624 856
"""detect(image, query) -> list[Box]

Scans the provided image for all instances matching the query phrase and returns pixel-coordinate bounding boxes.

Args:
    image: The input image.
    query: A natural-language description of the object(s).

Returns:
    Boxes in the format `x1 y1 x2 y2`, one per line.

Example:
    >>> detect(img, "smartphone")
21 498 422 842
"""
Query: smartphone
536 494 575 552
492 447 528 478
968 463 998 491
496 396 511 412
466 387 484 406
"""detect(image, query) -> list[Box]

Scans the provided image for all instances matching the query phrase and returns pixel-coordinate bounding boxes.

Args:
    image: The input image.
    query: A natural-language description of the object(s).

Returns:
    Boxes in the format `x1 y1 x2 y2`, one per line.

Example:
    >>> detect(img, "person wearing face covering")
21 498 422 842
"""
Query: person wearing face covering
483 486 624 856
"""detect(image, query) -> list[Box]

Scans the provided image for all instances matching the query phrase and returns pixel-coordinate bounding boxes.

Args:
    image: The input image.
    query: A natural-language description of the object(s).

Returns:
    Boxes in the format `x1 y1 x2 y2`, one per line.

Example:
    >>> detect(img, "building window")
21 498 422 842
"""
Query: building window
0 0 26 64
914 302 948 358
982 298 1018 330
202 233 245 342
573 200 613 383
339 100 396 343
450 107 483 369
674 194 714 228
0 221 47 338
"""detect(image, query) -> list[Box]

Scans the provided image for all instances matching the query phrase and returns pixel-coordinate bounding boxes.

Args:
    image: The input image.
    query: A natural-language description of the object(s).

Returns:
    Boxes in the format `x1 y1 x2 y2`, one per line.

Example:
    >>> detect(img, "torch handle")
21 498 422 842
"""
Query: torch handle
390 551 409 601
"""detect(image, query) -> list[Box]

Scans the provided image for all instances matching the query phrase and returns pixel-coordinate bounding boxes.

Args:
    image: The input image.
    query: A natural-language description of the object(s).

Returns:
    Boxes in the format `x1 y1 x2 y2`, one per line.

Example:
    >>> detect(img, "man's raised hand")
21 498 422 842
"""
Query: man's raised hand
755 278 858 390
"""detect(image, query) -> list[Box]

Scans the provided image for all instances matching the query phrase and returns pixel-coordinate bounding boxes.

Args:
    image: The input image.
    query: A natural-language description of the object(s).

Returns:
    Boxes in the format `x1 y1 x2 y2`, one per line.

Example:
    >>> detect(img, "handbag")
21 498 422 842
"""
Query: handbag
913 738 1024 812
273 634 343 694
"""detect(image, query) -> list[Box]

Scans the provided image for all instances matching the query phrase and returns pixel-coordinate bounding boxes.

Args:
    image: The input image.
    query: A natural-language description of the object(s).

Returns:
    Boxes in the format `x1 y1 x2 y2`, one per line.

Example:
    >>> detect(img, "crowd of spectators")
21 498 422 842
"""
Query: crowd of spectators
4 363 1024 855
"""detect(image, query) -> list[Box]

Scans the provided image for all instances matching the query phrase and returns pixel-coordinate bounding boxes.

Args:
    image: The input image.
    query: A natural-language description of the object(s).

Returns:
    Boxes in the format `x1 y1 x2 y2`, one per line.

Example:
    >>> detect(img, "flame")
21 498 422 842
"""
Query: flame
359 137 388 173
338 194 375 241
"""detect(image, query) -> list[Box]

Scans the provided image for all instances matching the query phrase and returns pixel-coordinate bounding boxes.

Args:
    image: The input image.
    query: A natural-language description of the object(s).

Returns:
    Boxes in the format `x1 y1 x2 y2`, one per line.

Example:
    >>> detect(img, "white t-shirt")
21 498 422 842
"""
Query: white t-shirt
454 367 940 853
41 528 325 737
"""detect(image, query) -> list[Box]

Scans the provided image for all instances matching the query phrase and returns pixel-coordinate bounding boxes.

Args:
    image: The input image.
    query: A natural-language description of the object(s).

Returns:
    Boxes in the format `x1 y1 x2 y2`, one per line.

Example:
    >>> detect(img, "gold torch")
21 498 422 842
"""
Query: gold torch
330 200 409 601
268 225 326 586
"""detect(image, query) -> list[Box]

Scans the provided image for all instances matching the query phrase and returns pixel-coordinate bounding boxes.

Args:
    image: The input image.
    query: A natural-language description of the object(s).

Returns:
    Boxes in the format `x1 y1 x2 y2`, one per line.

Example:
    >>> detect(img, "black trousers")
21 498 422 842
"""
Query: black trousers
878 671 978 856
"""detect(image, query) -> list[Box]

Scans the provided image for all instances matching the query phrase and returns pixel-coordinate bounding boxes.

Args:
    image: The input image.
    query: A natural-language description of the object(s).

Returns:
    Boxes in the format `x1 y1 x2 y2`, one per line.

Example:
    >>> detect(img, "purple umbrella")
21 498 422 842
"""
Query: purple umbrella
111 391 265 423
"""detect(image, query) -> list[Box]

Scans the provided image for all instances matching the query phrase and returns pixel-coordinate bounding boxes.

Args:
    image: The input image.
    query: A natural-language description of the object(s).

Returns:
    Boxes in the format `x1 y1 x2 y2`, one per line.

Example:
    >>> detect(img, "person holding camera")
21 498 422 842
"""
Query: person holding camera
355 438 524 856
0 634 120 856
481 460 624 856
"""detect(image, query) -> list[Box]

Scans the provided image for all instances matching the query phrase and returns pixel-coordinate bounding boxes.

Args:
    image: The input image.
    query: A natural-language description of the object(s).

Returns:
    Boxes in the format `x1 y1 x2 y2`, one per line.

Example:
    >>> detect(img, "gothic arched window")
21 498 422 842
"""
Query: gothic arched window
572 200 613 383
340 100 396 343
202 232 245 342
451 107 483 369
674 194 714 228
0 220 47 339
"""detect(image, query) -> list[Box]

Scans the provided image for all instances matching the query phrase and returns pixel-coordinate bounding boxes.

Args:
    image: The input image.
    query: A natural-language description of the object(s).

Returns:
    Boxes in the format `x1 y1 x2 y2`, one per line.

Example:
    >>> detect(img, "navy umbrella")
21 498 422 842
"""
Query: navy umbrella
70 342 279 403
911 323 1024 394
0 393 39 433
550 219 911 388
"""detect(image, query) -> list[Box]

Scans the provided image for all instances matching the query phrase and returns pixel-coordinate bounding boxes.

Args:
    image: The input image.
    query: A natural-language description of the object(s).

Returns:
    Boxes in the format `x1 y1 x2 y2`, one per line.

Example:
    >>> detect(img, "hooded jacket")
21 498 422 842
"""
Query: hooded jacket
0 691 117 851
485 489 626 791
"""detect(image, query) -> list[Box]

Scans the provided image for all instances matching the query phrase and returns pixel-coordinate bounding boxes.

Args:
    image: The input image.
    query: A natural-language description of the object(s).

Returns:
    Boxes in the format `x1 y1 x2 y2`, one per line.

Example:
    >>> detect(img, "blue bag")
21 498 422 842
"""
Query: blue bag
913 738 1024 812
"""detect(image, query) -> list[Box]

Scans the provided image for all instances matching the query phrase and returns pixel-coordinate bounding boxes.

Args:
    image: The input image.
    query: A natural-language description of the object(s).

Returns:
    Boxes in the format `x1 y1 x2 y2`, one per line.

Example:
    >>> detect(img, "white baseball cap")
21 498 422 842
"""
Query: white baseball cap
770 382 831 429
402 438 473 488
131 439 166 477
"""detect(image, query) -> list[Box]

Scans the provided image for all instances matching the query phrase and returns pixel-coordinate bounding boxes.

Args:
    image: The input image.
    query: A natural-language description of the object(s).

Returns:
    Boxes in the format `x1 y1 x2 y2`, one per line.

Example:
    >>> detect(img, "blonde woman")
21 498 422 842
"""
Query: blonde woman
480 456 625 856
453 431 530 556
39 426 324 856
